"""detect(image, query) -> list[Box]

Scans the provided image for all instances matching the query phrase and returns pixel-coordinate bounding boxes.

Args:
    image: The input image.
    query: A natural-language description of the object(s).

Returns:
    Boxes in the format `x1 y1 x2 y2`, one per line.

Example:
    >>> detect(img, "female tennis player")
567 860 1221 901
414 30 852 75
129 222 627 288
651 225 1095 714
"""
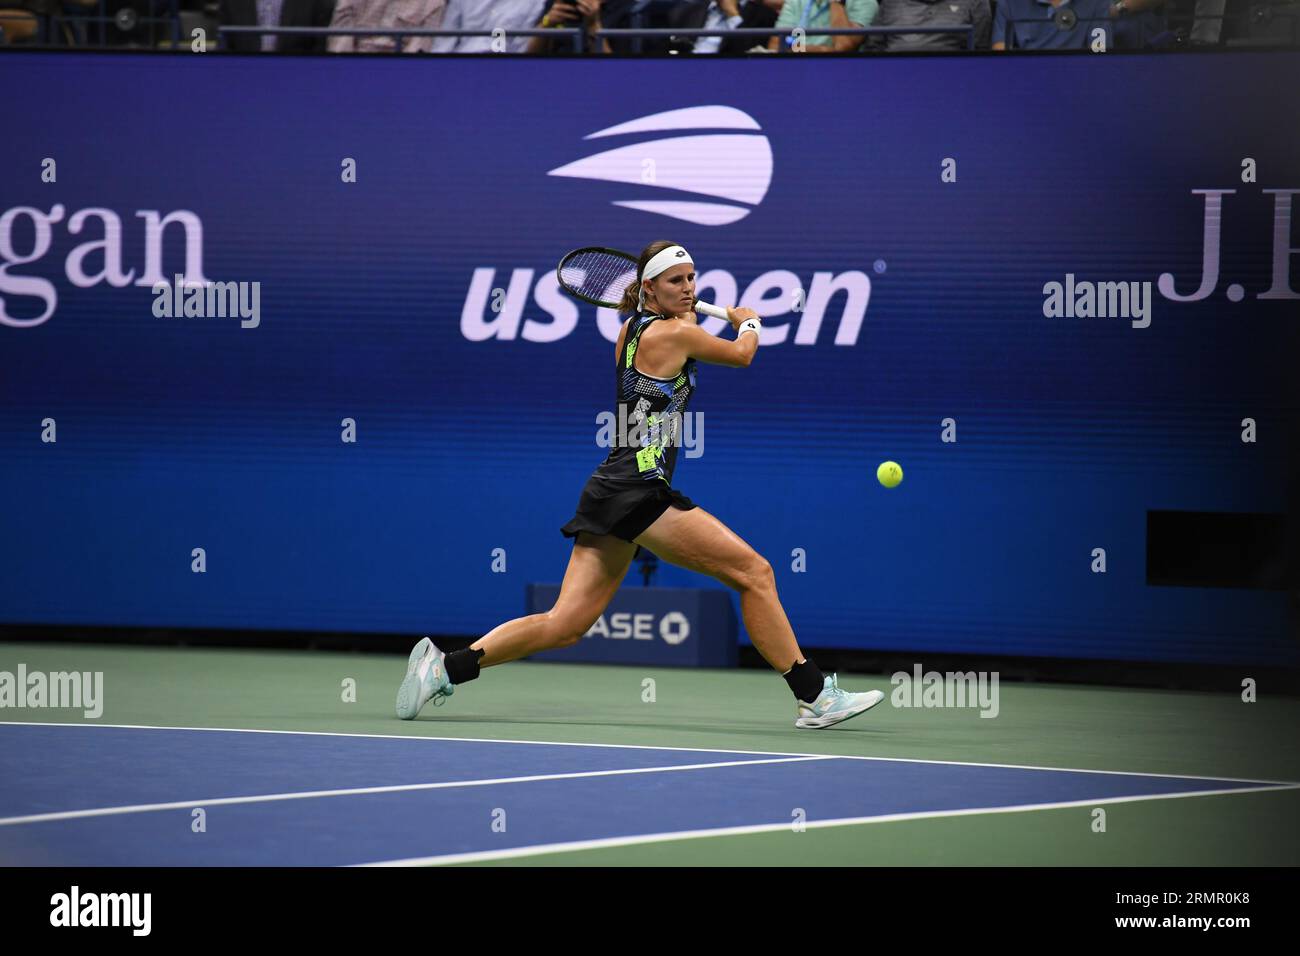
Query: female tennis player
396 240 884 729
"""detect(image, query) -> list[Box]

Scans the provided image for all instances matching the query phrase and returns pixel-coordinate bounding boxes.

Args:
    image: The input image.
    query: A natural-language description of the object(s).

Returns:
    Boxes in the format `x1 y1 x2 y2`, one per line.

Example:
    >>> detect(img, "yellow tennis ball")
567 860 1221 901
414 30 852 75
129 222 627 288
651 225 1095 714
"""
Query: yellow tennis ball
877 461 903 488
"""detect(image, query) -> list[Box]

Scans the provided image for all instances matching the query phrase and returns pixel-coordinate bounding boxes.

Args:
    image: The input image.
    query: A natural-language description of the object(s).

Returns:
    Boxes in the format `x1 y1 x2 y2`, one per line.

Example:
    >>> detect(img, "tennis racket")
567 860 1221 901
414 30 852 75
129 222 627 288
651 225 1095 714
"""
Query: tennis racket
556 246 730 320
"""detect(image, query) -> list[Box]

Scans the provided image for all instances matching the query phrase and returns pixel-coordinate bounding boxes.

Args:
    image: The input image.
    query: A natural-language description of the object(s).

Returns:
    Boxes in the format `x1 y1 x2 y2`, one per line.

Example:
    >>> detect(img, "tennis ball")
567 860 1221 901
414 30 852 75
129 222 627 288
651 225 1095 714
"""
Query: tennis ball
877 461 903 488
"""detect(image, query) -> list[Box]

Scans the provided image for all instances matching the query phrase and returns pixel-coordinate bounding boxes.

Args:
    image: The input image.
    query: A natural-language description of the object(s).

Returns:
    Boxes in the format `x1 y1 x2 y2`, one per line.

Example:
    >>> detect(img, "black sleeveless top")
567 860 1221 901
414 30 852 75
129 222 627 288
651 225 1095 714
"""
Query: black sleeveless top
591 311 698 487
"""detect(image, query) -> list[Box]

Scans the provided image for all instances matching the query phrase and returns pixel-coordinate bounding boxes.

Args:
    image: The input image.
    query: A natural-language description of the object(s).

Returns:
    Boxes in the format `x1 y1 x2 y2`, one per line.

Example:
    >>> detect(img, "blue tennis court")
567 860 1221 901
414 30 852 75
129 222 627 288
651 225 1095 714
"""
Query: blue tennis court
2 723 1293 866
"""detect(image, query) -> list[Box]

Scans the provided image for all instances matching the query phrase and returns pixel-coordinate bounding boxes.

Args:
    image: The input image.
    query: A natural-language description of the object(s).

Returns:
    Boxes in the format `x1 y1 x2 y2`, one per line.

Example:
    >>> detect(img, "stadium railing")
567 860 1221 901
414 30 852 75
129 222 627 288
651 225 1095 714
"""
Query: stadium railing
218 25 587 53
0 0 180 47
215 24 976 52
597 25 978 49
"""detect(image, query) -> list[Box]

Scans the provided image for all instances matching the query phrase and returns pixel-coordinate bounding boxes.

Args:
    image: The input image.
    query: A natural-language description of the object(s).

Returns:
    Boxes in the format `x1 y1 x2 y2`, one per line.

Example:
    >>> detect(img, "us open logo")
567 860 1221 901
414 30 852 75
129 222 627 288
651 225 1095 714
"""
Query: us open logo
547 105 774 226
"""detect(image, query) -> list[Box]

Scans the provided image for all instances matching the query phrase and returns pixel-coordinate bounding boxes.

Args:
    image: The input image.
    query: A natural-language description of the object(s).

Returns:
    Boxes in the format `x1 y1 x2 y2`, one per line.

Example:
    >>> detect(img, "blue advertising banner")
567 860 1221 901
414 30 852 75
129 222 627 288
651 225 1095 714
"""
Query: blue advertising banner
0 51 1295 666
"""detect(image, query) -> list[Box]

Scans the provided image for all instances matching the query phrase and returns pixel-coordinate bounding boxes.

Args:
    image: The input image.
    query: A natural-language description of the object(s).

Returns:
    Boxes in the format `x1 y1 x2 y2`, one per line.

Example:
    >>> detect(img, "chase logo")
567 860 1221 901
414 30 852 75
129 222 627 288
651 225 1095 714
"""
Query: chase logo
547 106 774 227
658 612 690 646
584 611 692 645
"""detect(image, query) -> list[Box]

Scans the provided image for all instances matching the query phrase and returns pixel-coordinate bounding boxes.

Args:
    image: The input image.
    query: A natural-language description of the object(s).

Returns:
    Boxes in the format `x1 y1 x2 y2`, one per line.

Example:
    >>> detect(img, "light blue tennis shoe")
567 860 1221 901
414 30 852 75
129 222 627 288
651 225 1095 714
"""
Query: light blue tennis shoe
795 674 884 729
395 637 455 720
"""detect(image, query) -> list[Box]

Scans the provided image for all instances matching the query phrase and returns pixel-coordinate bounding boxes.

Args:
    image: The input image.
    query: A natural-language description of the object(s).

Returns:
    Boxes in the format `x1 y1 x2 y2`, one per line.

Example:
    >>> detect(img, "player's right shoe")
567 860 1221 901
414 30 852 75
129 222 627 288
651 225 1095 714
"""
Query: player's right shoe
395 637 455 720
794 674 884 729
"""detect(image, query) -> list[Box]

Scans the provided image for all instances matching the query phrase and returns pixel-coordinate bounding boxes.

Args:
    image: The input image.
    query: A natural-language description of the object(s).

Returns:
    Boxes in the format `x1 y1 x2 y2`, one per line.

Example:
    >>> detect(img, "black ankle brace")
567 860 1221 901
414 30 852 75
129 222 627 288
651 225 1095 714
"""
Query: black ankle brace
445 647 485 685
783 658 825 704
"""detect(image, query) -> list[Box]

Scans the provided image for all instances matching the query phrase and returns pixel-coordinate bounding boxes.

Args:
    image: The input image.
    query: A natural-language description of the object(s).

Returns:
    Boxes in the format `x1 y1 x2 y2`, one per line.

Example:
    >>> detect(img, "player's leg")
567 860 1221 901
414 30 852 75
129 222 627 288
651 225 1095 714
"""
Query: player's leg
633 505 883 728
468 531 637 666
396 531 636 719
633 505 799 670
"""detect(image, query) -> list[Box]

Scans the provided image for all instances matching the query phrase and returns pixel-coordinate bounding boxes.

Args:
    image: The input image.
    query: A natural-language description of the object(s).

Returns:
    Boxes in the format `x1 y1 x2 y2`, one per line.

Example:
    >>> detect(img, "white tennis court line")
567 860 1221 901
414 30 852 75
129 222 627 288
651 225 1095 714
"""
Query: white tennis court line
360 783 1300 867
0 755 833 827
2 719 1296 787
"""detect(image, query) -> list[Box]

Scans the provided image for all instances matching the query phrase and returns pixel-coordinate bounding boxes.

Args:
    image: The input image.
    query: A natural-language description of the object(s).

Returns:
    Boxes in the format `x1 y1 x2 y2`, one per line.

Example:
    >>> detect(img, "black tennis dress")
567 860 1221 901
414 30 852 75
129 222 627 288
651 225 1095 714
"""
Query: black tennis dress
561 310 699 545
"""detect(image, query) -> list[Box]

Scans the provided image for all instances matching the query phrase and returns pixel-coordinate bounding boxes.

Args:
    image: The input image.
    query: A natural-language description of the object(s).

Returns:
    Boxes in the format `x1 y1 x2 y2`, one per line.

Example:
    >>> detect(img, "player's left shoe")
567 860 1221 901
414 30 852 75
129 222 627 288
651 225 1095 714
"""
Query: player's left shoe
794 674 884 729
395 637 455 720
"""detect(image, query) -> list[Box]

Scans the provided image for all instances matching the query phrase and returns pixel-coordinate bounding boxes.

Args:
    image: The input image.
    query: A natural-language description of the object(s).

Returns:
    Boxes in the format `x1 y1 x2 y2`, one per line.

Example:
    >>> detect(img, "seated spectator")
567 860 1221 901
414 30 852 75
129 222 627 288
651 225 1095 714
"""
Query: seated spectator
1188 0 1224 45
867 0 990 50
328 0 445 52
0 2 40 43
1109 0 1168 49
432 0 546 52
665 0 785 54
528 0 638 54
1 0 100 45
992 0 1114 49
220 0 336 53
766 0 878 52
62 0 108 44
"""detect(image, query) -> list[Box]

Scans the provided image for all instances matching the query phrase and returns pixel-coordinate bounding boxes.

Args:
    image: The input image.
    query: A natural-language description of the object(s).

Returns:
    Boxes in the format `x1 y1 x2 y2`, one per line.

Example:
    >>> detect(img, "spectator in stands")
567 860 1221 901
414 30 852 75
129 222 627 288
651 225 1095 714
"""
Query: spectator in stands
1109 0 1168 49
1189 0 1225 45
665 0 785 54
327 0 445 52
528 0 639 53
0 1 40 43
432 0 546 52
992 0 1114 49
0 0 99 45
220 0 336 52
867 0 990 50
766 0 878 52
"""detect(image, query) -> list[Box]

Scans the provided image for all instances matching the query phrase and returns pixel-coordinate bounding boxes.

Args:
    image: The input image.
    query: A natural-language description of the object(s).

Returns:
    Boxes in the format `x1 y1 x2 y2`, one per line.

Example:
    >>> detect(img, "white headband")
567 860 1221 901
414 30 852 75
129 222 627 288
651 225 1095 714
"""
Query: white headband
637 245 693 312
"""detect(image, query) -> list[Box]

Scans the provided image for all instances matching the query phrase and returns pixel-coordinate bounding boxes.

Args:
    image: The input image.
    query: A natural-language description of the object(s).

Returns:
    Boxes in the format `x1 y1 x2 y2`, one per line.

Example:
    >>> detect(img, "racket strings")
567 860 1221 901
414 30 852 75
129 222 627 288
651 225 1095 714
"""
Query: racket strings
560 251 638 308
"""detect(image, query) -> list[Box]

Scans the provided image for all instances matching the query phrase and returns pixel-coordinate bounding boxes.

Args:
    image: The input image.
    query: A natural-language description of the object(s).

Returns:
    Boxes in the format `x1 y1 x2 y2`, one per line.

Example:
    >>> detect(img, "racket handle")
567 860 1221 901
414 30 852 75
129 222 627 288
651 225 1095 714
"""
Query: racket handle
693 301 729 320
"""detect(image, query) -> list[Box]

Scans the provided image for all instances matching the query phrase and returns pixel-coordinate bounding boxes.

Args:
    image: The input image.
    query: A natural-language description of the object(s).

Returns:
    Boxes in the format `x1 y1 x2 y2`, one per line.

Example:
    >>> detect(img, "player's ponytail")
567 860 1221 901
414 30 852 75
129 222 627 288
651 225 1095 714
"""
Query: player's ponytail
618 239 680 315
617 279 640 316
